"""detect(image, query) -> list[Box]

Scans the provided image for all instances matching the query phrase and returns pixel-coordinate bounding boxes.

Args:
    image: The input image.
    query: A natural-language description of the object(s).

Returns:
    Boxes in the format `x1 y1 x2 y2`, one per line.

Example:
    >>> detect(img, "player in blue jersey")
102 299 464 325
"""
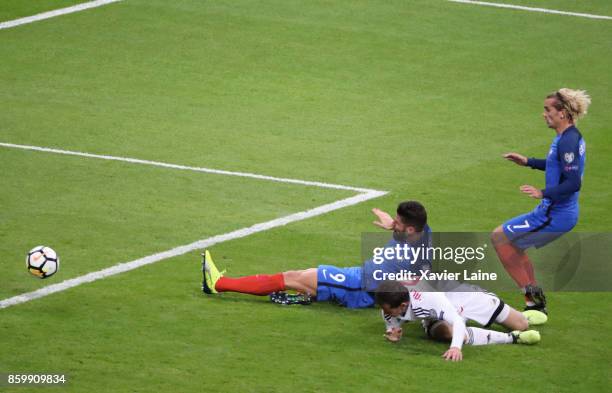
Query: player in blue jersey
491 88 591 314
202 201 432 308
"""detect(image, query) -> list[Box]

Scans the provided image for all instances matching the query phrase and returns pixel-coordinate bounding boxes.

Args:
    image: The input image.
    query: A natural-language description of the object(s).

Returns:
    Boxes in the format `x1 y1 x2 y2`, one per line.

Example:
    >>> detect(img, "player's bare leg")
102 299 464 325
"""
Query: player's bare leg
499 308 529 331
268 269 319 305
282 268 318 295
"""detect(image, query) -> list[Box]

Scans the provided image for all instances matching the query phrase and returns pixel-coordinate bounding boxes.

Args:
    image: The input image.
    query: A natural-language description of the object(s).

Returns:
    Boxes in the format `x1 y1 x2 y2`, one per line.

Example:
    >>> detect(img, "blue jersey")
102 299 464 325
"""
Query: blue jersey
362 225 432 292
527 126 585 216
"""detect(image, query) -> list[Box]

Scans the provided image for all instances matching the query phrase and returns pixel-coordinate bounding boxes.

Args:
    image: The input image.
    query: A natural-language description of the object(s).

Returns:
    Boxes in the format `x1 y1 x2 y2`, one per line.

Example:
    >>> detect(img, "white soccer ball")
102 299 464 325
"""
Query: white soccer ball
26 246 59 279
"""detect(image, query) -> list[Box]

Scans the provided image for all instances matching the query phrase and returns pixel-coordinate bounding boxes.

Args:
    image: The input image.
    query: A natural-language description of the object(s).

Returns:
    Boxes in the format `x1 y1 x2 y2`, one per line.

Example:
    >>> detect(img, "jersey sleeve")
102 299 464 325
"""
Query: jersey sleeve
411 291 466 350
527 157 547 171
542 133 583 201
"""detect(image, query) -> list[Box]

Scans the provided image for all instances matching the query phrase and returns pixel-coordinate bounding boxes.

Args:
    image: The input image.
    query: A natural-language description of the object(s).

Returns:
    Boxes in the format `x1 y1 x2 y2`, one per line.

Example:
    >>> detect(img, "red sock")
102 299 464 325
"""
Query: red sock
493 242 532 288
215 274 286 296
522 258 536 285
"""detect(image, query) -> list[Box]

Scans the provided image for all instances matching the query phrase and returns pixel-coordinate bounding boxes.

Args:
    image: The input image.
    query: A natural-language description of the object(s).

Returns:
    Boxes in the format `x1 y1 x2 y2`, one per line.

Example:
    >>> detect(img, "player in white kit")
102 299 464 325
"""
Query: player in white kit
375 280 546 361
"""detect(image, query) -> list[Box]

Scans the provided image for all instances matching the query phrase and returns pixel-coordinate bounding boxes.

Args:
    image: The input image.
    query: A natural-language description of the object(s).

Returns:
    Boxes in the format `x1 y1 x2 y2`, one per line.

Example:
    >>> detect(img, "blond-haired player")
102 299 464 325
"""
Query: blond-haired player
491 88 591 314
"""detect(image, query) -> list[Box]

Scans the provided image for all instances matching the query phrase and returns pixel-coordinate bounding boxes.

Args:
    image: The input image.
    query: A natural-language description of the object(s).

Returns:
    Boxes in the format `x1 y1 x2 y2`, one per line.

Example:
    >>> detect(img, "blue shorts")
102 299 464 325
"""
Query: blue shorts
503 206 577 250
316 265 375 309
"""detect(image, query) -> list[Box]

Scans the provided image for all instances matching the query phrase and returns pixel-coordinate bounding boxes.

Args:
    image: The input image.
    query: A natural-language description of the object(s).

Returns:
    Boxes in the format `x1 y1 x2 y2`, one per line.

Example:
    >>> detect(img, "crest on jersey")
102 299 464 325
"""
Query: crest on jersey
564 152 574 163
579 143 586 156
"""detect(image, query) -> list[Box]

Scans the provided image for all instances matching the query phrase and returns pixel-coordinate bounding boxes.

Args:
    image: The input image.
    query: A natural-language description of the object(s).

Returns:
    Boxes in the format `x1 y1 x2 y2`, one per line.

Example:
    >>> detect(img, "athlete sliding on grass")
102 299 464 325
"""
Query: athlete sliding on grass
202 201 432 307
202 200 548 362
491 88 591 314
375 280 546 362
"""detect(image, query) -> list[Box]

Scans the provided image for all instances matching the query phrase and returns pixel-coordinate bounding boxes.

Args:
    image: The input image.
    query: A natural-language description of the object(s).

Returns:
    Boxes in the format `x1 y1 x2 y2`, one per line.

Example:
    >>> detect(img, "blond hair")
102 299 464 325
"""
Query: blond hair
547 88 591 121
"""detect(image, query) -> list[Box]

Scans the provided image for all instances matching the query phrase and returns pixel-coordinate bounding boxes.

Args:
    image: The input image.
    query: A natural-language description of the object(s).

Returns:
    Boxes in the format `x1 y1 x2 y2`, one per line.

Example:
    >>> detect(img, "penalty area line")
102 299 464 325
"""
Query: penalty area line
0 141 388 309
0 0 124 30
447 0 612 20
0 190 386 309
0 142 376 193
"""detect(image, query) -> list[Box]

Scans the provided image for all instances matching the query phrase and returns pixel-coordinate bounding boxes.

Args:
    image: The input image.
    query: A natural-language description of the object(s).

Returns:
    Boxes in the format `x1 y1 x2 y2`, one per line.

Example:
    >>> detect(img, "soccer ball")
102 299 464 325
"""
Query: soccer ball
26 246 59 279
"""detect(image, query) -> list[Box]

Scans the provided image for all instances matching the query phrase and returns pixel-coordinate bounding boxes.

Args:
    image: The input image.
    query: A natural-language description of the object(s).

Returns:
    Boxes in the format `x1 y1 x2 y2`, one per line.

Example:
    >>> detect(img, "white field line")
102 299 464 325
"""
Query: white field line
0 143 387 309
0 191 386 309
0 0 123 30
0 142 374 193
0 0 608 31
447 0 612 20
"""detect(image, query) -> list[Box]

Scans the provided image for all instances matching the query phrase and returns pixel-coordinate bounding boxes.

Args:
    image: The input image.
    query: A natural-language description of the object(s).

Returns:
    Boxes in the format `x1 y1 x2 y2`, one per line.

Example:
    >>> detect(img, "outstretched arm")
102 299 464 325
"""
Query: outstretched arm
527 158 547 171
442 317 466 362
503 152 546 171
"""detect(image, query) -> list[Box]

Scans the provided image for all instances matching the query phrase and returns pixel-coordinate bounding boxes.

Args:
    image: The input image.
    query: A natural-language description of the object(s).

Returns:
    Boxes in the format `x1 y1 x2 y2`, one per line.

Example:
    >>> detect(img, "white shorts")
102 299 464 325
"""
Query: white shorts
443 284 510 327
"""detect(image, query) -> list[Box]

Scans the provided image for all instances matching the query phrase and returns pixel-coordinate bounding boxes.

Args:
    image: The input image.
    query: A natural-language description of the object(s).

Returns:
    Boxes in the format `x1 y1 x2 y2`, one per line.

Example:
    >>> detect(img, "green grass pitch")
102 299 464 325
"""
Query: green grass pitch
1 1 611 392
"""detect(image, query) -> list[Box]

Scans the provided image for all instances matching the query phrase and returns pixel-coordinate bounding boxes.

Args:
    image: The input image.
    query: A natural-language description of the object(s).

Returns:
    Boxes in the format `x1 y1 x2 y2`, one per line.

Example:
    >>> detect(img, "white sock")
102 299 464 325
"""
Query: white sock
465 327 513 346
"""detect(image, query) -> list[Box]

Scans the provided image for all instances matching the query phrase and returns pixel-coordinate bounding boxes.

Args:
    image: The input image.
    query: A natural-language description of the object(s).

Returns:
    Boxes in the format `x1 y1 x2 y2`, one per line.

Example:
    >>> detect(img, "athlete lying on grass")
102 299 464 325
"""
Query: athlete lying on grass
202 201 432 307
375 280 547 362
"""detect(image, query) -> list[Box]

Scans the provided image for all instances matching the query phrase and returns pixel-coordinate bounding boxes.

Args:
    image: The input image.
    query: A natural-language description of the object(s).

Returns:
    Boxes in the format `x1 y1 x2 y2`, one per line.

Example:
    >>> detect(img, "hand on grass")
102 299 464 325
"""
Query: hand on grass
384 328 403 343
442 347 463 362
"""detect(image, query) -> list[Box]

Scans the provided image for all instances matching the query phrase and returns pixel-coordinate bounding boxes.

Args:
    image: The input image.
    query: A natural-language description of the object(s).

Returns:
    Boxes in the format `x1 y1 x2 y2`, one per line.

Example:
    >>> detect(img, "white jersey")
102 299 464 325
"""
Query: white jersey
382 282 505 350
